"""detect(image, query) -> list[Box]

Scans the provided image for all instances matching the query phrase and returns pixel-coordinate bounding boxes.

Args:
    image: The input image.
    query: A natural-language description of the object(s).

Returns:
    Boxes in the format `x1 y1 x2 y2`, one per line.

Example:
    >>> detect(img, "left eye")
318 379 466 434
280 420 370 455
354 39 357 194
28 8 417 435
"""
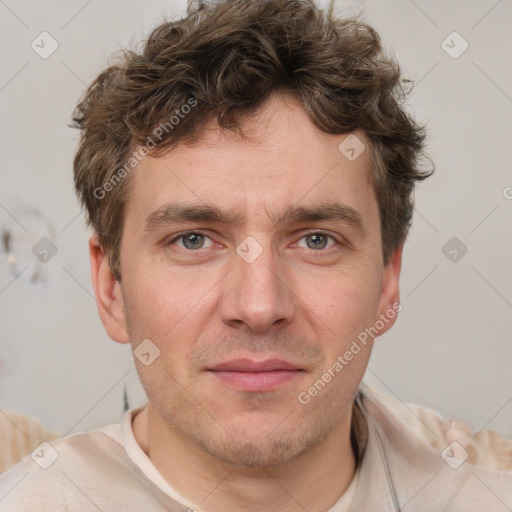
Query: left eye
297 233 337 250
171 232 214 250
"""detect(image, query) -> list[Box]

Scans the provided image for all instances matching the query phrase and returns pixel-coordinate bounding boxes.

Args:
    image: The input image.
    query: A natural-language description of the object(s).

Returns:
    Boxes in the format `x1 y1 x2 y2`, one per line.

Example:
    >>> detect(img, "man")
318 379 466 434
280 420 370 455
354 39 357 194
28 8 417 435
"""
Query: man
1 0 511 510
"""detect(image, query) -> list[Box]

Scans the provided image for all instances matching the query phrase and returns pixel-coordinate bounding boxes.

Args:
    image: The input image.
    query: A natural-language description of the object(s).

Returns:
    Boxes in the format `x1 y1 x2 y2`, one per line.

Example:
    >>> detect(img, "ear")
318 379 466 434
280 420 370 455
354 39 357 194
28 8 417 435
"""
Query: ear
375 243 403 337
89 233 130 344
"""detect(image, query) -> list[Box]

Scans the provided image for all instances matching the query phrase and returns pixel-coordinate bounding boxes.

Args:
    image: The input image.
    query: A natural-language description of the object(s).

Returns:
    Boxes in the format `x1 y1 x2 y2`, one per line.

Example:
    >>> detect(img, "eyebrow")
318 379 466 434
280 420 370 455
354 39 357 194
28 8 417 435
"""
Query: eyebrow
143 202 367 236
143 204 245 232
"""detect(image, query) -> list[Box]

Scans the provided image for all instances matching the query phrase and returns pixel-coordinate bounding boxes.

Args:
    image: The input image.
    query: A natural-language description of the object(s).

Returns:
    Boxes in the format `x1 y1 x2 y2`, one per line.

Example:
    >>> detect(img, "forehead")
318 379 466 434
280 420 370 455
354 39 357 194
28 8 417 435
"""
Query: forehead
124 94 377 231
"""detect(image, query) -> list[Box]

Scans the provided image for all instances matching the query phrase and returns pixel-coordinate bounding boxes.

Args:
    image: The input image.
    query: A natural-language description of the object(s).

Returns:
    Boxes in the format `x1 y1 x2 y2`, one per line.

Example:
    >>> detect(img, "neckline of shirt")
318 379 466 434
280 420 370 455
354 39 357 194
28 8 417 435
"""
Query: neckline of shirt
98 405 361 512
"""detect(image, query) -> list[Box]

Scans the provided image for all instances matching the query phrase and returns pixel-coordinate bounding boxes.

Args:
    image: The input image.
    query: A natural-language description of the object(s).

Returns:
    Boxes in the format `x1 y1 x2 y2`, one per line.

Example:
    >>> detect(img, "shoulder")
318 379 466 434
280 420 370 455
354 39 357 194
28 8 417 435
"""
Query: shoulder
362 383 512 471
354 383 512 509
0 428 135 511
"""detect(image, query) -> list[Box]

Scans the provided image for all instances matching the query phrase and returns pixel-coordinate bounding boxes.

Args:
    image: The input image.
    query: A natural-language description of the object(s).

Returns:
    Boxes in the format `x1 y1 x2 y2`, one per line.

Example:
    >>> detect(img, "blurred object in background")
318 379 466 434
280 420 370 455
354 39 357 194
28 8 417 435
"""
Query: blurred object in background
0 408 61 474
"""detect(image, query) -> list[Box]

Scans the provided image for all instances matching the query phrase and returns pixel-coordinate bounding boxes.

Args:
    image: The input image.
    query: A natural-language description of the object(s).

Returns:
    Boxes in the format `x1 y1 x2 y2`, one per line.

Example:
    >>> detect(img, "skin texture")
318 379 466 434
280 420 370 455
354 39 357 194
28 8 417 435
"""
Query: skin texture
89 93 403 511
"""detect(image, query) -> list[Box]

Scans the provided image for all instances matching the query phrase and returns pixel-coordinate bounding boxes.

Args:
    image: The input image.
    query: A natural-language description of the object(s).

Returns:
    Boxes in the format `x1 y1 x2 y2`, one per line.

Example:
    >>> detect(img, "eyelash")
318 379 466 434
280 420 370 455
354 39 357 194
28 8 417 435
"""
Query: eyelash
165 230 344 252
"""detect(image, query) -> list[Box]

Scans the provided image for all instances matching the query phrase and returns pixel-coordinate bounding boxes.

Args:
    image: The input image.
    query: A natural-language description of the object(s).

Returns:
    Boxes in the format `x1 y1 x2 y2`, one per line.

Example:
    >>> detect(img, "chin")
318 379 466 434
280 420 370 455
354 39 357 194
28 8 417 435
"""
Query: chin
198 416 327 468
204 437 306 468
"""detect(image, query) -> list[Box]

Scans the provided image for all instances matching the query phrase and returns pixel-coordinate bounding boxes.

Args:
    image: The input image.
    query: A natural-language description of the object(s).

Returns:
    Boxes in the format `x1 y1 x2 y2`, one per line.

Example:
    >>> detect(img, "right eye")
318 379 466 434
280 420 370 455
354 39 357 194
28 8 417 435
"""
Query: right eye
166 231 215 251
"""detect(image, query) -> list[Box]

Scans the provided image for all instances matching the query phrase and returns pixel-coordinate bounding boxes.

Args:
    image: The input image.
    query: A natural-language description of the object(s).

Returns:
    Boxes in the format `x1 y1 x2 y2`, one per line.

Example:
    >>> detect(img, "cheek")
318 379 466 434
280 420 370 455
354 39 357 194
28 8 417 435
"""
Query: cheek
124 270 198 333
123 270 215 374
299 265 382 337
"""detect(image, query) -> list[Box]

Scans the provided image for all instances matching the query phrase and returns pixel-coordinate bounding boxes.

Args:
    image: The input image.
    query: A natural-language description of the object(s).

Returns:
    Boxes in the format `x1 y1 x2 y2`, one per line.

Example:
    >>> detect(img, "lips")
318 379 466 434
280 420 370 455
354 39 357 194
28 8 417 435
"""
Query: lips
207 358 303 392
208 358 301 372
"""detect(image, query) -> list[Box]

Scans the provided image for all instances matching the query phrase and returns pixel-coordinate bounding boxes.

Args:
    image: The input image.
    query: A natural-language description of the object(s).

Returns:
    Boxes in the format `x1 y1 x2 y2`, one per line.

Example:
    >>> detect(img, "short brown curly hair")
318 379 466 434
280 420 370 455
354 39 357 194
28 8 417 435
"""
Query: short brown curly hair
72 0 432 281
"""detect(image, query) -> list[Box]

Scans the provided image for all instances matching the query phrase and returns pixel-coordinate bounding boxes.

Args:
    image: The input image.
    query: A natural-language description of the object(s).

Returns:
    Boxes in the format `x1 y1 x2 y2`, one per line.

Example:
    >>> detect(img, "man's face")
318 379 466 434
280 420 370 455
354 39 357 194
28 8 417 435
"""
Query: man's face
112 94 399 466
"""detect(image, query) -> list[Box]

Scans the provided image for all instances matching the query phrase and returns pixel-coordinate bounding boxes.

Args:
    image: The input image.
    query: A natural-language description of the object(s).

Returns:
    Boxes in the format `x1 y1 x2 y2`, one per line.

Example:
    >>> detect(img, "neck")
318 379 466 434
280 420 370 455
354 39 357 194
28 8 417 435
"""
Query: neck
133 404 357 512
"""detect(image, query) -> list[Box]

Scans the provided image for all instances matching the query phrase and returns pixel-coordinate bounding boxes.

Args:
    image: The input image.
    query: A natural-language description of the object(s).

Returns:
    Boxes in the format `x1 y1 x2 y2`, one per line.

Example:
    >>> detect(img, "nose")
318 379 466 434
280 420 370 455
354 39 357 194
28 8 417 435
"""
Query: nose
219 241 296 333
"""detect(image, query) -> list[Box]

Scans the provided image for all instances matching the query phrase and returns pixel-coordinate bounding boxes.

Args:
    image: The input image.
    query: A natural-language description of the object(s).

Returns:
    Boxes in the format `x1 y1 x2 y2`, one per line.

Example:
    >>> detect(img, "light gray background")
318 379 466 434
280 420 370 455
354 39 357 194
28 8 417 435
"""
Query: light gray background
0 0 511 438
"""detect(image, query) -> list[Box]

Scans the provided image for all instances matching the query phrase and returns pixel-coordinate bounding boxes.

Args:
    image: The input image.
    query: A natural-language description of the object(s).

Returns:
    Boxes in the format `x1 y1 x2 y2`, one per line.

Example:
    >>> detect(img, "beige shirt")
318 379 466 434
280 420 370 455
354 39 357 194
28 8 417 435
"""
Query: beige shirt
0 382 511 511
367 385 512 472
